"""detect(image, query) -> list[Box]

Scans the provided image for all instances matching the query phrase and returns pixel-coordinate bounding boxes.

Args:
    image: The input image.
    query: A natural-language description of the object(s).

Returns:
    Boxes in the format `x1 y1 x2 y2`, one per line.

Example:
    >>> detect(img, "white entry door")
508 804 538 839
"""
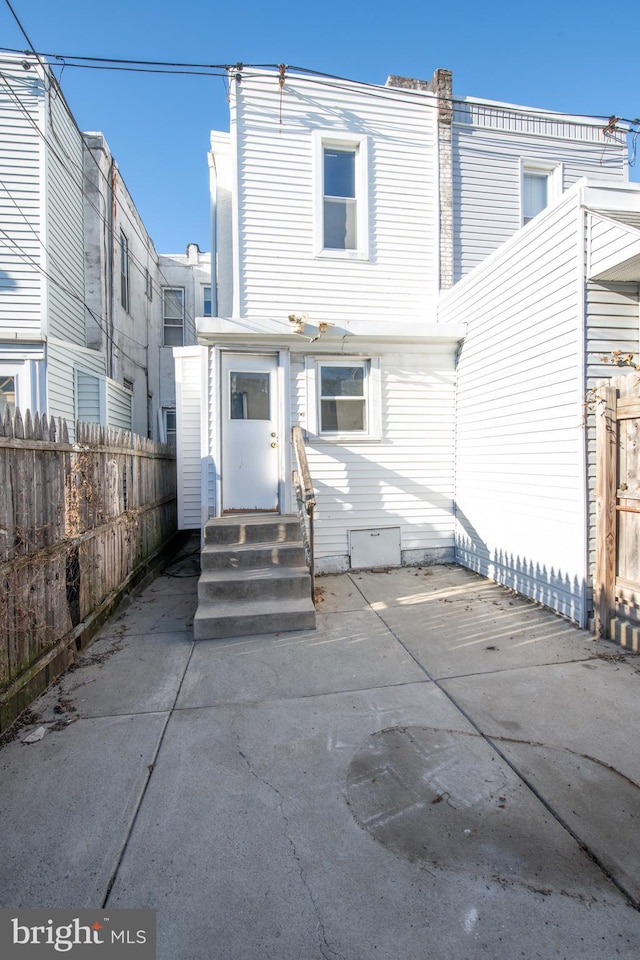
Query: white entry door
221 353 280 512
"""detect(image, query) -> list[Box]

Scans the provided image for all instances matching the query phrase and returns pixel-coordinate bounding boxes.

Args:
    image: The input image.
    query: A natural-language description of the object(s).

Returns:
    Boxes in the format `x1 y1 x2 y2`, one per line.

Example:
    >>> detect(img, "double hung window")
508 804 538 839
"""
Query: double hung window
521 161 562 225
202 285 212 317
162 288 185 346
305 358 381 440
314 132 369 259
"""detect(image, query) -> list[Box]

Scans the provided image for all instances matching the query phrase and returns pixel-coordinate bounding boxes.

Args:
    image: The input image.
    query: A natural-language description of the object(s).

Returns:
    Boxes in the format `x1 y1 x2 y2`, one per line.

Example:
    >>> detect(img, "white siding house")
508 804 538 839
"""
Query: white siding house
452 97 628 281
439 181 640 626
176 65 634 625
182 68 465 572
0 54 170 442
158 245 211 445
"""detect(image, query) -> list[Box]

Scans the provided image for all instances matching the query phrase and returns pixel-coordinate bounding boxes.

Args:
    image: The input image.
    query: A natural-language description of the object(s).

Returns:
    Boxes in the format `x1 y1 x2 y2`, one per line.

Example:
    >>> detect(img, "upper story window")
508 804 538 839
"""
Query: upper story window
119 232 130 312
162 287 185 346
521 161 563 226
163 407 177 446
314 131 369 260
202 285 212 317
324 148 357 250
145 268 153 300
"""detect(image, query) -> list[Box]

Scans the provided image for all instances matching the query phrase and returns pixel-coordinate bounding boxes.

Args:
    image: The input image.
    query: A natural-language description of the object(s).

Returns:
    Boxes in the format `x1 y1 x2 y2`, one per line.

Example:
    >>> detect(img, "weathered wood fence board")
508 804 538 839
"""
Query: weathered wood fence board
594 375 640 649
0 408 177 731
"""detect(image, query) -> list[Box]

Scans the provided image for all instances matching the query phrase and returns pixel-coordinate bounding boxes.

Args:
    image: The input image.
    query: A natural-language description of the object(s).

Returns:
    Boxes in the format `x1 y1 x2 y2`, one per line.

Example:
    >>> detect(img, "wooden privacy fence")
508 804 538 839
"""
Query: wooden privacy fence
594 374 640 649
0 407 177 731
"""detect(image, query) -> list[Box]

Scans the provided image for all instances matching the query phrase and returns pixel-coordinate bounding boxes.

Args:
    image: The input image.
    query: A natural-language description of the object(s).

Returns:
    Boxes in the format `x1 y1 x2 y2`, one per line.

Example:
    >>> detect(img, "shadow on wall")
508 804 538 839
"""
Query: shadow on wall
455 506 586 626
0 271 18 290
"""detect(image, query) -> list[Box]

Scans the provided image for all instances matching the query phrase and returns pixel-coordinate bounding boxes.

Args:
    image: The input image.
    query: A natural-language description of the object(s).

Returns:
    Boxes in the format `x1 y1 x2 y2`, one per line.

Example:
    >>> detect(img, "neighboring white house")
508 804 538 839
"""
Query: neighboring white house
175 66 630 608
0 53 203 443
83 131 162 438
440 180 640 625
158 244 211 446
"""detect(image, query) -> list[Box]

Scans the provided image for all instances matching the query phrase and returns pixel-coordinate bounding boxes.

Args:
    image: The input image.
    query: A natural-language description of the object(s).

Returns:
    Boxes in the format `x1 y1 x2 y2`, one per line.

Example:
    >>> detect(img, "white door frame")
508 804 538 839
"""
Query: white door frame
214 347 291 517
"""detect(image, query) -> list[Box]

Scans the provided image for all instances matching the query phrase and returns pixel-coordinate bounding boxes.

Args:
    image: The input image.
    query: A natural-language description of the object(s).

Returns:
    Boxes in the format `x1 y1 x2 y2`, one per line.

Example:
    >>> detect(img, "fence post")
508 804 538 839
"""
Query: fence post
594 383 617 638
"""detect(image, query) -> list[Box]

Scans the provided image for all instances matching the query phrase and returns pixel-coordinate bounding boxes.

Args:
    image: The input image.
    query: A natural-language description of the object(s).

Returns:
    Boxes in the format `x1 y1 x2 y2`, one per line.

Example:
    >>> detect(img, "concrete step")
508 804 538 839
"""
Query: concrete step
193 597 317 640
201 540 306 571
204 514 302 546
198 566 312 602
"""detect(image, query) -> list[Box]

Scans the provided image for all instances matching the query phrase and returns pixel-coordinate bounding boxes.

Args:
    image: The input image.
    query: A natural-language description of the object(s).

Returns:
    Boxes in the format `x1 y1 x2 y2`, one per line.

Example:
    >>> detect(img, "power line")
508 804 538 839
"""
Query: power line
0 43 636 133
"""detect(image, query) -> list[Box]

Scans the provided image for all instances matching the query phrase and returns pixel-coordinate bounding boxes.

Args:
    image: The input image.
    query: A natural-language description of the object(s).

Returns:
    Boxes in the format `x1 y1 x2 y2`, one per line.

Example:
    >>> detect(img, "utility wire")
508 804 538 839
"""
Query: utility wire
0 43 636 132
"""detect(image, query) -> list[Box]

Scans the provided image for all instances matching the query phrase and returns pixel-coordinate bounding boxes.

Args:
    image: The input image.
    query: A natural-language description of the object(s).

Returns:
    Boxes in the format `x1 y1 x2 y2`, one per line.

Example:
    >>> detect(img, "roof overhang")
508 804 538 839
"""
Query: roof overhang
196 316 465 352
586 209 640 283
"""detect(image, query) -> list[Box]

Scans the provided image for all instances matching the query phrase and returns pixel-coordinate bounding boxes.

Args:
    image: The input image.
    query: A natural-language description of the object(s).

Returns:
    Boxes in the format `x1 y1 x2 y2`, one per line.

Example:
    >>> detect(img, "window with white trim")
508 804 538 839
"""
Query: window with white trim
305 357 381 440
162 287 185 346
314 132 369 259
521 161 562 225
163 407 176 446
202 285 212 317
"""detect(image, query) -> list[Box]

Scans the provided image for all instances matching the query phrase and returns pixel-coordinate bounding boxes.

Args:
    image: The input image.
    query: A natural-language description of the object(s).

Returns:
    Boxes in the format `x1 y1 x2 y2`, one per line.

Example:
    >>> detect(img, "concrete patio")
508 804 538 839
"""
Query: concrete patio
1 553 640 959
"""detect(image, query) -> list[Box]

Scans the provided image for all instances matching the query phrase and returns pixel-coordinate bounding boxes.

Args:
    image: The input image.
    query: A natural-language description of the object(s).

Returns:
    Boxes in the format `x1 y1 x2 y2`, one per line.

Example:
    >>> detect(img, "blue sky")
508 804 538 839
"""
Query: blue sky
1 0 638 252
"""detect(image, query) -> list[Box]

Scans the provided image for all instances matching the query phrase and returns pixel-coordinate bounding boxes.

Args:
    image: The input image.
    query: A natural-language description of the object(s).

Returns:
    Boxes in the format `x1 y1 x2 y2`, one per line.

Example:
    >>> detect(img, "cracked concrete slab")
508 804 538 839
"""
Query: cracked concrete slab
107 691 640 960
176 609 425 708
3 565 640 960
0 712 167 909
34 630 193 720
440 658 640 781
98 572 198 638
374 595 596 679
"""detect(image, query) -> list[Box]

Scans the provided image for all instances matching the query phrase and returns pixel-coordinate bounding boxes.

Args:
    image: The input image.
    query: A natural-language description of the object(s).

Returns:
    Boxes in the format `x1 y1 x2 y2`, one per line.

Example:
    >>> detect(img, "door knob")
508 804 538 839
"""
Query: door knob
271 432 277 438
271 441 277 448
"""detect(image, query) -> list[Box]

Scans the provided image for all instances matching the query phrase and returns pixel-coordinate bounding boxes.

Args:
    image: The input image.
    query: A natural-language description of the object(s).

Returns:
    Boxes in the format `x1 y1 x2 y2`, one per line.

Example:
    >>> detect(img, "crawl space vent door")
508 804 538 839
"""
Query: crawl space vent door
349 526 401 569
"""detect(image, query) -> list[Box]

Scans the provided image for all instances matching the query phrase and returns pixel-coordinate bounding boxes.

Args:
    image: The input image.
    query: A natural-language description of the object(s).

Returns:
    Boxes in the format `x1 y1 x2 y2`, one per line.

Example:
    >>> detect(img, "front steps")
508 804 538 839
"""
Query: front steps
194 514 317 640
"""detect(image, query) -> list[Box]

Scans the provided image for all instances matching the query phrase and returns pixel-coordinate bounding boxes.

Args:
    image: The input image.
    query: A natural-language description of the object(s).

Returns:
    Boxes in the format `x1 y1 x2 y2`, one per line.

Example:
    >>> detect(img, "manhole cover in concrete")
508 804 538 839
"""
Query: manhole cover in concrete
345 726 604 892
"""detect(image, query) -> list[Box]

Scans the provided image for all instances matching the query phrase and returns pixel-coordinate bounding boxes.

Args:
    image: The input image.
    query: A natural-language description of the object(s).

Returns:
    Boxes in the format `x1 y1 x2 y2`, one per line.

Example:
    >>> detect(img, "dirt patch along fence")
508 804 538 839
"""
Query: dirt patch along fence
0 407 178 732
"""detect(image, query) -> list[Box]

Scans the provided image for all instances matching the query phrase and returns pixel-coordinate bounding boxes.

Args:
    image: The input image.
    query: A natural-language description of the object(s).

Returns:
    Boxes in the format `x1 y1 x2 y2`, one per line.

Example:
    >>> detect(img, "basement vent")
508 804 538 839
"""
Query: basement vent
349 526 401 570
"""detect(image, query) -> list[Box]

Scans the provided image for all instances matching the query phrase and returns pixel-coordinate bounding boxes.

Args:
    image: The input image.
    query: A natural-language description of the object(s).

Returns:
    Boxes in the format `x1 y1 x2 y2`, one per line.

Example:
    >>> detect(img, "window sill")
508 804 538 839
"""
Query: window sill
315 248 369 262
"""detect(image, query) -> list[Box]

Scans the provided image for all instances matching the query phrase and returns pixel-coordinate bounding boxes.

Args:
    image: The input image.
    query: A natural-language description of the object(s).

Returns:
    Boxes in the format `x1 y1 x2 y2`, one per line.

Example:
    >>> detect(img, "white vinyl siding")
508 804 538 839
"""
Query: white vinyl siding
440 189 587 623
47 339 106 440
233 73 439 325
107 380 133 432
0 59 44 338
44 71 85 345
175 347 206 529
76 370 104 423
291 348 456 571
453 99 628 282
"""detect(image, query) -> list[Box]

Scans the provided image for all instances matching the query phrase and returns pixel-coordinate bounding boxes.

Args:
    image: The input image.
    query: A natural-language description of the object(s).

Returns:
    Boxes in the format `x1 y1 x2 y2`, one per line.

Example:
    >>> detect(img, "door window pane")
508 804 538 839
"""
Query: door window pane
230 372 270 420
0 374 16 413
